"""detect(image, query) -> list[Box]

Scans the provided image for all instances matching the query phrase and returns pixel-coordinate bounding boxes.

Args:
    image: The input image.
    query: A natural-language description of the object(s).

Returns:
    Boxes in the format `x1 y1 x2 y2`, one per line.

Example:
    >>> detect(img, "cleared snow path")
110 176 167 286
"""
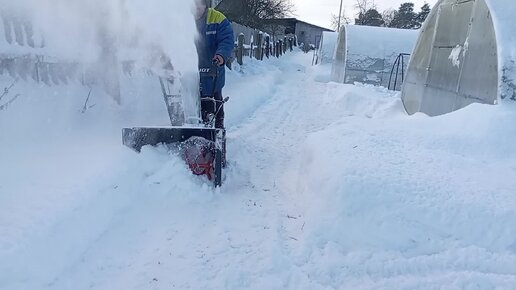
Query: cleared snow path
1 52 516 290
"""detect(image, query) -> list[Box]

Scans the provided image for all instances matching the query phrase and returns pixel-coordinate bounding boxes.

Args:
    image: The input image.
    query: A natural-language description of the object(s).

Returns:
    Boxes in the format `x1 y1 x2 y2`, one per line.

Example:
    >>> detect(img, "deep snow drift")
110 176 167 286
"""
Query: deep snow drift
1 50 516 290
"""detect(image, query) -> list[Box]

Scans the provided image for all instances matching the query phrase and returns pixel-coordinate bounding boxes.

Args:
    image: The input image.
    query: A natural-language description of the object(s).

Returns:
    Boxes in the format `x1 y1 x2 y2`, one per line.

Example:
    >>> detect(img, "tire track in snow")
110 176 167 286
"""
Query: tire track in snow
38 55 315 290
227 56 368 286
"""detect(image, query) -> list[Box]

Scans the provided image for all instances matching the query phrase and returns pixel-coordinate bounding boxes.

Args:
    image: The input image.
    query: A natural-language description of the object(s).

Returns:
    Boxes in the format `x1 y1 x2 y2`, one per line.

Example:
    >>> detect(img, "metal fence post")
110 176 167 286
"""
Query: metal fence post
265 35 270 58
237 33 244 65
256 32 263 60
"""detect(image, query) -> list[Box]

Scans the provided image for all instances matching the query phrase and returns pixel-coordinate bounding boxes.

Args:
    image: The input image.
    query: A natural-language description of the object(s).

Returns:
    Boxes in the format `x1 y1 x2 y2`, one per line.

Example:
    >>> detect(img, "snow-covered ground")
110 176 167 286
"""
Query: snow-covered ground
1 51 516 289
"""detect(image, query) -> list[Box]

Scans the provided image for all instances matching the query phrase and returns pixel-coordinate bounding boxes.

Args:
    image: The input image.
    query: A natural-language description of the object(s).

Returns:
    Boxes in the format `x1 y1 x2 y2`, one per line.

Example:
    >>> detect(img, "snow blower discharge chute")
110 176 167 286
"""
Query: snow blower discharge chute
122 64 227 187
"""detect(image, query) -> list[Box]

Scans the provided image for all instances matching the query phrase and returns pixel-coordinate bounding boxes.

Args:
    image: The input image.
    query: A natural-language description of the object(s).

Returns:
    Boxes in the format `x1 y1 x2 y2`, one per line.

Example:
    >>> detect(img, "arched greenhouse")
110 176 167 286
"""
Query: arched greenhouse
401 0 516 116
331 25 418 89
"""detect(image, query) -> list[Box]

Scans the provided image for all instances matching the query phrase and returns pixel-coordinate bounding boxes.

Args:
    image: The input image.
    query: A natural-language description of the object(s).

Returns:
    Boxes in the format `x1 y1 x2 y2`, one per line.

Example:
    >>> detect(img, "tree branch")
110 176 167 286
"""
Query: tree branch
0 79 21 111
0 94 21 111
0 79 18 102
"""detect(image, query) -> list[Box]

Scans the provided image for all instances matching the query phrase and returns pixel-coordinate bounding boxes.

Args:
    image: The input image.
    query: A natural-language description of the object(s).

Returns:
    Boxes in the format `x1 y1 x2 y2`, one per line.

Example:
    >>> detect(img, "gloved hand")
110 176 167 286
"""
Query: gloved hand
213 54 225 66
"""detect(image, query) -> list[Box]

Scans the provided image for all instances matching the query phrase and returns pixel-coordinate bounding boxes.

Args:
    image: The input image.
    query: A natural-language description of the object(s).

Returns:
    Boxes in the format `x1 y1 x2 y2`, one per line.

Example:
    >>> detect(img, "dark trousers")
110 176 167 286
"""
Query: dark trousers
201 91 225 129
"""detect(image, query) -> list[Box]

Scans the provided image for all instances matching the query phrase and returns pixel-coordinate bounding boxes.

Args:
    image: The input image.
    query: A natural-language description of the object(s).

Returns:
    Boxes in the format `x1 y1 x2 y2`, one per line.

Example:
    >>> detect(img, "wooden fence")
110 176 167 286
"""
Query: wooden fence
0 15 296 104
231 22 296 66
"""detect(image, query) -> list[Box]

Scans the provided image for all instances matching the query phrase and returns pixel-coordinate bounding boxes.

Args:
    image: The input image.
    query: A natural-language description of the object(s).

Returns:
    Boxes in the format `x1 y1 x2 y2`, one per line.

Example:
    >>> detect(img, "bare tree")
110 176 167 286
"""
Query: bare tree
381 9 396 27
0 79 21 112
330 12 350 31
354 0 377 15
217 0 294 29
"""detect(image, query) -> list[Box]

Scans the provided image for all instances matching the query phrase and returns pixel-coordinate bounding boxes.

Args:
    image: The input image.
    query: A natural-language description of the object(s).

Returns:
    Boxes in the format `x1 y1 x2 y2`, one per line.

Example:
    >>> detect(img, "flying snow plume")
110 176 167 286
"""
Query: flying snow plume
1 0 198 68
0 0 199 113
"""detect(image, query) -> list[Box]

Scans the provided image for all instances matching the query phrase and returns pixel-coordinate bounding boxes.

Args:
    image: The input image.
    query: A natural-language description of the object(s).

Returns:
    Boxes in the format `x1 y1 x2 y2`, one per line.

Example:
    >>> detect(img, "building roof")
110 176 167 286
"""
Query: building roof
266 18 333 32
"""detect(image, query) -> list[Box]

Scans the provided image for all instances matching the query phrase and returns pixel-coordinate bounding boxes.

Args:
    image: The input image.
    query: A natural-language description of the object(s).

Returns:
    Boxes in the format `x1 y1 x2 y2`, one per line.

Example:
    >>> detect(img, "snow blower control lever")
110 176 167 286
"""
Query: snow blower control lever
200 61 229 128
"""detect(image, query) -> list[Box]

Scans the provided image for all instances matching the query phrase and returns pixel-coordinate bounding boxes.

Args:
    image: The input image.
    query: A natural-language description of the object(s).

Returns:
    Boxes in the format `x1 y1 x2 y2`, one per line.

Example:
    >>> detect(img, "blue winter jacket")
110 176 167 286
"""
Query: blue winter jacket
196 8 234 96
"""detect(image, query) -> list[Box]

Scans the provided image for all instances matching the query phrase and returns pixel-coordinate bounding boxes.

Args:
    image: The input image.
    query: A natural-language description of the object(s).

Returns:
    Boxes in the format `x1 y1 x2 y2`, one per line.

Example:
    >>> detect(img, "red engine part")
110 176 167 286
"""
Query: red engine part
182 137 215 180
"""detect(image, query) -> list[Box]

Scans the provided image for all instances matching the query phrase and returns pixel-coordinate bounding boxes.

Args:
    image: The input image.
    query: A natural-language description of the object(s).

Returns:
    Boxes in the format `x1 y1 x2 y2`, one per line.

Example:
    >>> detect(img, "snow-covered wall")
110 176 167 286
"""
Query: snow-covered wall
401 0 516 116
331 25 418 89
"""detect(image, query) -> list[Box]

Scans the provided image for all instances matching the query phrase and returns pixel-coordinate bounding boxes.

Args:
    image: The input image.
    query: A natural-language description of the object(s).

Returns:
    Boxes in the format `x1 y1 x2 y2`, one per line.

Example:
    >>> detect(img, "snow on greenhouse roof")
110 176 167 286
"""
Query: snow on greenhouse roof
331 25 418 88
344 25 418 61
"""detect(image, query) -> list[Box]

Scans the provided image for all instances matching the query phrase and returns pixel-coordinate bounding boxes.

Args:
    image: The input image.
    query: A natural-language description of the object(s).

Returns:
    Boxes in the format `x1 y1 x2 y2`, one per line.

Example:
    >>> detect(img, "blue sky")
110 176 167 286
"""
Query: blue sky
294 0 438 28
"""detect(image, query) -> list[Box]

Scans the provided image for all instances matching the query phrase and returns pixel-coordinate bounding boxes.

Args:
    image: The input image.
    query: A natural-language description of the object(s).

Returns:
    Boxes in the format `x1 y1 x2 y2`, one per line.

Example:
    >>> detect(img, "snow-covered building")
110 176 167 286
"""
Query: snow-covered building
261 18 332 50
401 0 516 116
315 31 337 65
331 25 418 89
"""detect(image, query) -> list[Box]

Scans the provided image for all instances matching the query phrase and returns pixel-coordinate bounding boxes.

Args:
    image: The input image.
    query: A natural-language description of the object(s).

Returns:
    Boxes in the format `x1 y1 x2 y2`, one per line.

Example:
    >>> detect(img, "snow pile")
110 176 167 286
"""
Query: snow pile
288 97 516 289
1 50 516 289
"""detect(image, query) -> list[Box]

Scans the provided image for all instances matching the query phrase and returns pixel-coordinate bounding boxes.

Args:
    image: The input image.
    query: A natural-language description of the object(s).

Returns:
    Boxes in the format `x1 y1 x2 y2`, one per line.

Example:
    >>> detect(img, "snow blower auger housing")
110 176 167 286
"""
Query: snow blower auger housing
122 126 225 187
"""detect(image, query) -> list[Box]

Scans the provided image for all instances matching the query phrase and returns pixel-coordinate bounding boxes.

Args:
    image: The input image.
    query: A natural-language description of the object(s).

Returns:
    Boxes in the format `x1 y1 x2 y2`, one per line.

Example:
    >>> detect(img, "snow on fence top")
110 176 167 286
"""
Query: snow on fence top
232 22 272 47
331 25 418 89
0 7 45 54
315 31 337 65
401 0 516 116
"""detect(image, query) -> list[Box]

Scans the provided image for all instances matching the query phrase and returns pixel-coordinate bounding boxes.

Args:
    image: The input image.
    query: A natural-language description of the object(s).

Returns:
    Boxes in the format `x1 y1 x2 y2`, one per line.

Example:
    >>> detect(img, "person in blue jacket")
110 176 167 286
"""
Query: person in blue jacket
194 0 234 129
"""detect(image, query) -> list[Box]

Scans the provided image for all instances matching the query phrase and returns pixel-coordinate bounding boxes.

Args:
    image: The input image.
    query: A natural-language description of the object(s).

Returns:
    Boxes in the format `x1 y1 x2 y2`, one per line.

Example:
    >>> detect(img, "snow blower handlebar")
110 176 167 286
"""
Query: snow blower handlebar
199 61 229 128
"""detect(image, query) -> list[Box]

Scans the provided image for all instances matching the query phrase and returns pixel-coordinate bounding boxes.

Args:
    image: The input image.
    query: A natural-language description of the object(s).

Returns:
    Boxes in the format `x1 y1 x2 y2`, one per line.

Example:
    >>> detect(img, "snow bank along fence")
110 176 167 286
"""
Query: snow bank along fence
232 22 295 66
331 25 418 91
401 0 516 116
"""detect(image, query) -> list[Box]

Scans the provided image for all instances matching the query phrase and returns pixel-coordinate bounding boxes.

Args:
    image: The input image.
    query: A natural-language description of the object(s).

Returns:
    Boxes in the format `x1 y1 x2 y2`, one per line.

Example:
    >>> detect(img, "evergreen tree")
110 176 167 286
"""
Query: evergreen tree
389 3 417 29
355 9 385 27
415 3 431 28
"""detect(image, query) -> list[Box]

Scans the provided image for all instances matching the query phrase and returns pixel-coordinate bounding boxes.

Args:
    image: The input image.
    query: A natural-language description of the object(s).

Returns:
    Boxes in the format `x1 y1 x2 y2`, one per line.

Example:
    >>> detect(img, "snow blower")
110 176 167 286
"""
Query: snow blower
122 64 227 187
